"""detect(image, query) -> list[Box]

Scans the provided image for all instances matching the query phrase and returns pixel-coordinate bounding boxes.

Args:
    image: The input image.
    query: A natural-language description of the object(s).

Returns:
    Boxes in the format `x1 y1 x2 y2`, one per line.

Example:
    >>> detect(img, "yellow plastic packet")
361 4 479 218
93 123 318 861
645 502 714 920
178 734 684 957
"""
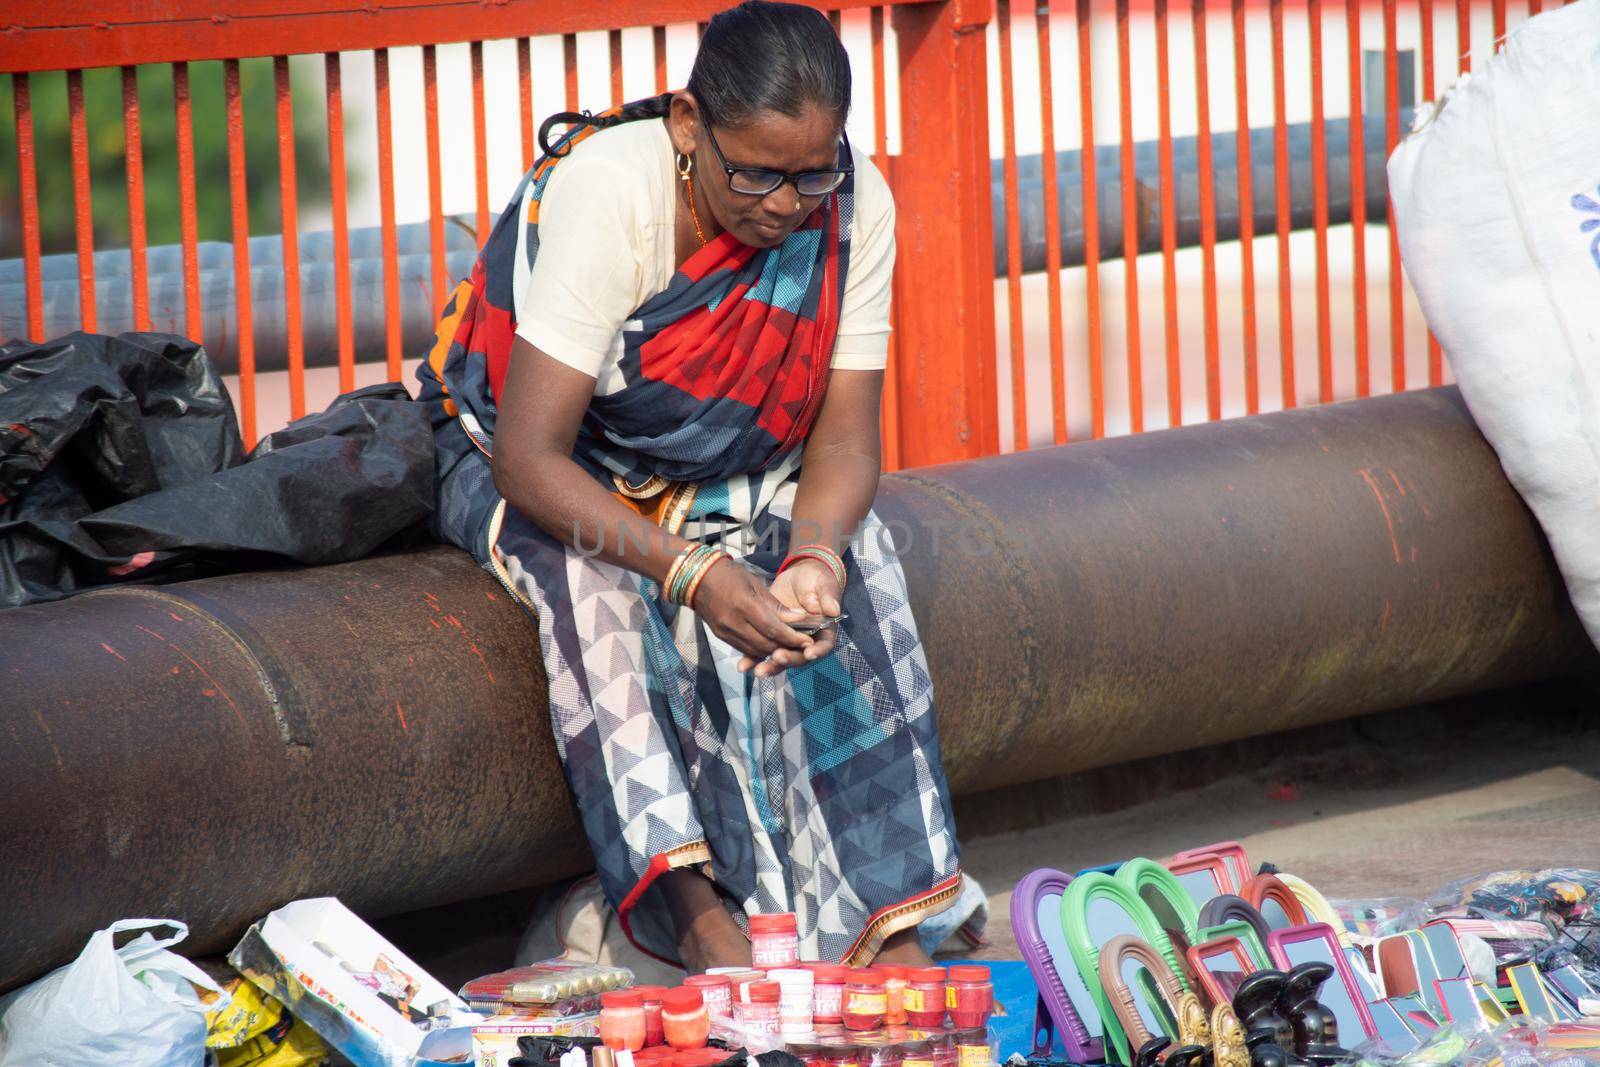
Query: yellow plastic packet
204 977 285 1050
217 1017 331 1067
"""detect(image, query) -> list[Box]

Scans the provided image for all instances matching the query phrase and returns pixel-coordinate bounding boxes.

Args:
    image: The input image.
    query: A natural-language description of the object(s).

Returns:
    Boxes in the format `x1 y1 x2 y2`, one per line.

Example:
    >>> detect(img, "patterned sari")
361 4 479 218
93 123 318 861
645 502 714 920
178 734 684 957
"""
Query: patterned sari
415 115 976 965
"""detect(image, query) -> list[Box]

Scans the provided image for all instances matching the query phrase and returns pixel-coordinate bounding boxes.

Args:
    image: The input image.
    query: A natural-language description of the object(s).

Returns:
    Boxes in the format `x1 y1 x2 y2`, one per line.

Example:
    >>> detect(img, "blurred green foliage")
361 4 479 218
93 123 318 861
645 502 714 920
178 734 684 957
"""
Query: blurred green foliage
0 58 335 259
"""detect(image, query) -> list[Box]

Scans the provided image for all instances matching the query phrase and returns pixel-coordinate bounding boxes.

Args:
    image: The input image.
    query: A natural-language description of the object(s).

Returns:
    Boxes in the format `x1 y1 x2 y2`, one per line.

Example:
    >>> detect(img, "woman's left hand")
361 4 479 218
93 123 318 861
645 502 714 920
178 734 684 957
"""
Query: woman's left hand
738 558 843 676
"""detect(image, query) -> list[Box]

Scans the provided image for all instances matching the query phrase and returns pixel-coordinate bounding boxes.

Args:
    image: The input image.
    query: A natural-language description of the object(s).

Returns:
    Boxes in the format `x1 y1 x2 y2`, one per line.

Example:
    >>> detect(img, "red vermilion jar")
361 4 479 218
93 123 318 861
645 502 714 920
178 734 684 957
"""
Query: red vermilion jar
749 912 801 969
871 966 909 1026
661 986 710 1050
900 1038 935 1067
600 989 648 1052
789 1040 825 1067
735 980 782 1034
953 1028 992 1067
843 969 887 1032
945 966 993 1029
927 1031 958 1067
805 964 848 1025
635 985 667 1047
684 974 733 1020
822 1041 862 1067
903 967 947 1028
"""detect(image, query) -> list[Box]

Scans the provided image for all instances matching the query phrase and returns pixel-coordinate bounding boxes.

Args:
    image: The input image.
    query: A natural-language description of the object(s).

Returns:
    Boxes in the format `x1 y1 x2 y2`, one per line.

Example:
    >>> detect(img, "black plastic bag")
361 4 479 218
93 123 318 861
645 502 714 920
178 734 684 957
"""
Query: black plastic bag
0 331 434 608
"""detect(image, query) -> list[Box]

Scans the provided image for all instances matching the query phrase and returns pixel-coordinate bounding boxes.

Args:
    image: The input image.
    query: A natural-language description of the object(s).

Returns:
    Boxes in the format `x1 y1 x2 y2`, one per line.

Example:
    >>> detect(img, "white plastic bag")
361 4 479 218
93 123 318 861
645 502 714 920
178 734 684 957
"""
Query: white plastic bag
1387 0 1600 644
0 918 223 1067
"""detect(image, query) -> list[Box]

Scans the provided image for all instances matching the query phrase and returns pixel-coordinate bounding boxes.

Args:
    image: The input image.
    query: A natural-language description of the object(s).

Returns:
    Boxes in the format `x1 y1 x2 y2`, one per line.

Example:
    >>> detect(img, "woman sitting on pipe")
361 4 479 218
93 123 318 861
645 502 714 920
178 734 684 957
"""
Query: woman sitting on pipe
417 0 982 971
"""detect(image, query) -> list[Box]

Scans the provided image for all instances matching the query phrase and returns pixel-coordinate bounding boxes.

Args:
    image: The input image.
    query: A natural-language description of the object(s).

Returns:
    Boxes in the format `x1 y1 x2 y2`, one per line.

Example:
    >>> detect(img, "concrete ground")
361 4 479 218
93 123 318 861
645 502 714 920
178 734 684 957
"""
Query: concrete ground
950 684 1600 960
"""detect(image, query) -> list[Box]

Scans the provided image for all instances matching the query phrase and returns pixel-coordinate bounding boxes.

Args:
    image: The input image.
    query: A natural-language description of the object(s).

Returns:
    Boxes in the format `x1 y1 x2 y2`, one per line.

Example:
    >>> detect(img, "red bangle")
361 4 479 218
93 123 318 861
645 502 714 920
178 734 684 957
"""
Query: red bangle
779 544 846 590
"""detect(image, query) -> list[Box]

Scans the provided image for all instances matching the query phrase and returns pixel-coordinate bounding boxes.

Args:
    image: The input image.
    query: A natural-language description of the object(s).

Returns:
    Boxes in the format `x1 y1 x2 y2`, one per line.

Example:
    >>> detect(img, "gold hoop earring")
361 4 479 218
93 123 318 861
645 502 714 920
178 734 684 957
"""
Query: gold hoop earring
678 151 708 248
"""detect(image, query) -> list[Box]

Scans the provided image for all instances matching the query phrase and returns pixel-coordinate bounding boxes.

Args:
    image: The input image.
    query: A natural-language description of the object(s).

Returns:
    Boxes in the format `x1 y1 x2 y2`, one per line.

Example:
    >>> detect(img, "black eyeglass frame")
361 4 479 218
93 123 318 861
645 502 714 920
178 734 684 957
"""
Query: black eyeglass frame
700 122 854 198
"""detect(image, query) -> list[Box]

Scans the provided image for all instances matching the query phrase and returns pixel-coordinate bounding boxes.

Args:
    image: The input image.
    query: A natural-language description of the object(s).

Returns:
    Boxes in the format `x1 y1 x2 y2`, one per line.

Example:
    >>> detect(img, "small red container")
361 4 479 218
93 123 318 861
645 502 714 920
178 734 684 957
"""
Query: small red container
599 989 647 1052
749 912 800 969
635 985 667 1047
843 969 887 1032
662 986 710 1050
736 980 782 1033
904 967 947 1028
871 965 909 1026
805 963 849 1025
953 1027 991 1067
945 966 993 1030
684 974 733 1020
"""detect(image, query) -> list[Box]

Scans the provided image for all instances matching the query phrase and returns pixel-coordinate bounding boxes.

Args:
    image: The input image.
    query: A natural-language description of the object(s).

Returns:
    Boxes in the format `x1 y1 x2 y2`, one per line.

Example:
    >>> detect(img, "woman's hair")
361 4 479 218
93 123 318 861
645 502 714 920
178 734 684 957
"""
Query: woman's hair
538 1 851 156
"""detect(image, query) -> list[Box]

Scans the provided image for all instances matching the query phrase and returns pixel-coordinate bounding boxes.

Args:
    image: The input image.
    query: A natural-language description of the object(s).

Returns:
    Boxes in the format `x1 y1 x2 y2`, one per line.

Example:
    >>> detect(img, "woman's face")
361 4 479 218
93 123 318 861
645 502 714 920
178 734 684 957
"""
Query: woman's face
671 95 841 249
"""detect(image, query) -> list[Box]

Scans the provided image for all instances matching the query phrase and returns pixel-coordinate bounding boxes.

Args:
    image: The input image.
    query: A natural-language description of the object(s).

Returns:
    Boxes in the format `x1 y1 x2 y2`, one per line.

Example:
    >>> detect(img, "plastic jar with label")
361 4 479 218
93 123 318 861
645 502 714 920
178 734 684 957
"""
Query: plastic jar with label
902 967 947 1028
769 968 816 1036
789 1040 826 1067
635 985 666 1047
865 1045 904 1067
842 969 888 1032
953 1028 991 1067
871 966 909 1026
822 1043 862 1067
749 913 801 969
736 981 782 1034
600 989 648 1052
662 986 710 1050
684 974 733 1021
946 966 993 1030
899 1038 936 1067
803 963 847 1025
927 1031 958 1067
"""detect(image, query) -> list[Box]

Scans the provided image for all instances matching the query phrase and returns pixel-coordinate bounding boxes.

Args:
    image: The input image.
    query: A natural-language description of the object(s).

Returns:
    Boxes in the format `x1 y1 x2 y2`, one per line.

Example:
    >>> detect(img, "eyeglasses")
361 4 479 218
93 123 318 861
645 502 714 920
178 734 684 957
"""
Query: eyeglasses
701 123 853 198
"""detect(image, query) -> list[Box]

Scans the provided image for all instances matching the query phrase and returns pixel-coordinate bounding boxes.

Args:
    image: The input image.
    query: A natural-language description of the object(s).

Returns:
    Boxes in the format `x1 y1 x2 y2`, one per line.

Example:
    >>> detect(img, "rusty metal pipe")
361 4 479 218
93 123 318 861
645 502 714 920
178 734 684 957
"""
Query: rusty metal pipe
0 386 1591 992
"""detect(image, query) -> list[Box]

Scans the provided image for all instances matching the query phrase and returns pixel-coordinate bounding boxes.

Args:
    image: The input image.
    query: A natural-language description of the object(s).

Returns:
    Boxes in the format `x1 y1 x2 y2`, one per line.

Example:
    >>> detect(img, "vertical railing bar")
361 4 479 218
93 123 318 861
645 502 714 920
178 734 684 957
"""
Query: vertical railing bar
1231 0 1259 414
471 41 491 246
870 6 900 472
1270 0 1296 408
67 69 97 333
1383 0 1405 392
274 55 306 421
1116 0 1144 434
1456 0 1471 72
654 26 669 94
609 29 624 104
423 45 447 315
1308 0 1333 405
1078 0 1107 439
1422 0 1443 385
374 49 403 383
518 38 535 172
1193 0 1221 422
829 9 843 32
997 0 1029 452
1036 0 1068 445
223 59 257 447
1347 0 1369 398
14 73 45 341
1155 0 1182 428
1492 0 1506 48
325 52 356 391
173 62 203 344
564 34 579 111
122 66 151 333
1529 0 1541 15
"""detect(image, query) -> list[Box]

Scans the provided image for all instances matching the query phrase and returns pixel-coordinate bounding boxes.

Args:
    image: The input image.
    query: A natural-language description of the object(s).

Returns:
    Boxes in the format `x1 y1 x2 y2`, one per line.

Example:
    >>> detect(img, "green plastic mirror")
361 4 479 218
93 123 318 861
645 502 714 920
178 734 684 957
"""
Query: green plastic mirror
1063 873 1172 1065
1116 859 1200 989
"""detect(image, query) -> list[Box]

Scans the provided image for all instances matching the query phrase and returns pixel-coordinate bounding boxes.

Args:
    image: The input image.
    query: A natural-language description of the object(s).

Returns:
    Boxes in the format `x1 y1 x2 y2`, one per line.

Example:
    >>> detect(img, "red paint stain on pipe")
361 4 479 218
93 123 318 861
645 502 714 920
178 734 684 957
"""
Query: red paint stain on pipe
395 701 408 730
168 612 184 622
100 642 125 661
1359 468 1402 565
32 710 66 777
1379 600 1391 636
446 615 462 629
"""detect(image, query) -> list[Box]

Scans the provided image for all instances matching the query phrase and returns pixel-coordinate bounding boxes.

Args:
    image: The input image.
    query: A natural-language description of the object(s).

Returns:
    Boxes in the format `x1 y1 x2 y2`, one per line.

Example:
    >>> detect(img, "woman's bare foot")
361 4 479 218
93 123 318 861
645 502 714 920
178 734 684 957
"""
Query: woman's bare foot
873 926 936 967
657 868 753 974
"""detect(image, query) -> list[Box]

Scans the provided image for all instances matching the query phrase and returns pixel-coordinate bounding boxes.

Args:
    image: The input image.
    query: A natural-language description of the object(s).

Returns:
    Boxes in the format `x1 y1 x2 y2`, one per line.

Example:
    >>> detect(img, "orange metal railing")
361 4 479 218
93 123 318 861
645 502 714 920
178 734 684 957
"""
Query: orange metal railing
0 0 1549 470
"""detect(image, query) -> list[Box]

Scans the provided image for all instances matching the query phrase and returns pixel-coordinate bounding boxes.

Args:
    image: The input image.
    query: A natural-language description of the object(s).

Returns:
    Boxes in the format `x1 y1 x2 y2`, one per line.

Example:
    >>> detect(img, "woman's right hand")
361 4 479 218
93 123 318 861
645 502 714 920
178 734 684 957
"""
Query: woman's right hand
692 559 813 675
